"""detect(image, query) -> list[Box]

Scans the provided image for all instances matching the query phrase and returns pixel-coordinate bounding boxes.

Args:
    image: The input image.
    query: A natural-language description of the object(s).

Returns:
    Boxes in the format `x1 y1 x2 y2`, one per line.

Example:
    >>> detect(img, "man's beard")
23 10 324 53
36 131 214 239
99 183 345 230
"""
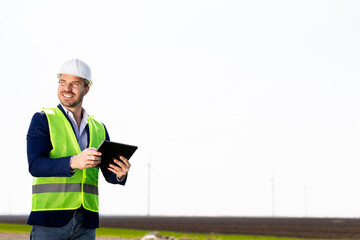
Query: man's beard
60 90 85 108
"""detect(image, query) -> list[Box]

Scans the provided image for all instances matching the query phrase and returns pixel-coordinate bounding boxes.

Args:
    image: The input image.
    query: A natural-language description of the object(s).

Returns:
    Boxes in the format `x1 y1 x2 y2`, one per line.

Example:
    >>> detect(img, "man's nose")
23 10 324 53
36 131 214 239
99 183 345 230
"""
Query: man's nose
63 83 72 91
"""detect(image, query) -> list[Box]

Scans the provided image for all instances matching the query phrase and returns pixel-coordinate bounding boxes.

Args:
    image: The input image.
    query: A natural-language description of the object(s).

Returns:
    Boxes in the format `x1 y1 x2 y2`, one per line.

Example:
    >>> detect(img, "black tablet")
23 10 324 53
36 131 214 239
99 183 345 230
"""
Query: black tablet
97 140 138 168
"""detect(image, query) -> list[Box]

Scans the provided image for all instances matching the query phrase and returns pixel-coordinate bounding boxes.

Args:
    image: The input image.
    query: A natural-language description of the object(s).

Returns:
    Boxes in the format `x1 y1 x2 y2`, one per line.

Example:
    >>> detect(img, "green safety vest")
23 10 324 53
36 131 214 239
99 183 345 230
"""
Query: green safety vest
31 107 105 212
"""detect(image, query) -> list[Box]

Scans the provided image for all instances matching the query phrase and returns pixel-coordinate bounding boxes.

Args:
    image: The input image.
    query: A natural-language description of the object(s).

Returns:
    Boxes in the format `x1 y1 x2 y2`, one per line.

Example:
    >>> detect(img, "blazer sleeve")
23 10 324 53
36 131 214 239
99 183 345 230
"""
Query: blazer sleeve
27 112 73 177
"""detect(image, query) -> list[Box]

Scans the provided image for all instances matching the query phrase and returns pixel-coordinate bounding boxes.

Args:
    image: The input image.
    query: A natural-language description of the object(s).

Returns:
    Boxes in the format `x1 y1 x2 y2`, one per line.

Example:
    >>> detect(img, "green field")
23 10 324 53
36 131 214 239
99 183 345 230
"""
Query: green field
0 223 352 240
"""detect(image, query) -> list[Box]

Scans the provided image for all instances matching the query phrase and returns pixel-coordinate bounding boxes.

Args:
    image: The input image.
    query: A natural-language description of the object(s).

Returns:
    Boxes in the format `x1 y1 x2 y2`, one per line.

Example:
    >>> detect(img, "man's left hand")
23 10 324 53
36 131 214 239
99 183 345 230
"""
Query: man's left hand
108 156 131 180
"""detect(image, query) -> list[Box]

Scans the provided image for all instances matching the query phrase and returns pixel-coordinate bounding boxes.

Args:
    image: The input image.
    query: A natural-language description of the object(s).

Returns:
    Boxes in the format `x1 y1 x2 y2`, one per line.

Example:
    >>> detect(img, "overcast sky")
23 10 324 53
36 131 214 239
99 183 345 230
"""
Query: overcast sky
1 0 360 218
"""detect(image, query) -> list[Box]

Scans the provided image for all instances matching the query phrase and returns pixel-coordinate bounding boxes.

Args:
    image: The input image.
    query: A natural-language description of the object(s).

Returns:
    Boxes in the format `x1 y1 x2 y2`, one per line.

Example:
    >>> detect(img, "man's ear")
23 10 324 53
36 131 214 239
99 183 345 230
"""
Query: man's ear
84 86 90 96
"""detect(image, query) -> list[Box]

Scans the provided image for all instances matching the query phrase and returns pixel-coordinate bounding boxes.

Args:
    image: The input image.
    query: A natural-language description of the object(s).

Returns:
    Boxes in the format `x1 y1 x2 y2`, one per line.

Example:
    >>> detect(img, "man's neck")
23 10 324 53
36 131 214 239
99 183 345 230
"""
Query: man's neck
64 105 83 129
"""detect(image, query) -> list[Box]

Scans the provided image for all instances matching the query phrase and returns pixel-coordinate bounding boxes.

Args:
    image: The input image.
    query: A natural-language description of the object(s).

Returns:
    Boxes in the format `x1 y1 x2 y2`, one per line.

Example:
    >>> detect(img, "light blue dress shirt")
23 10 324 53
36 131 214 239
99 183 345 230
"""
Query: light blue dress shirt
60 104 89 151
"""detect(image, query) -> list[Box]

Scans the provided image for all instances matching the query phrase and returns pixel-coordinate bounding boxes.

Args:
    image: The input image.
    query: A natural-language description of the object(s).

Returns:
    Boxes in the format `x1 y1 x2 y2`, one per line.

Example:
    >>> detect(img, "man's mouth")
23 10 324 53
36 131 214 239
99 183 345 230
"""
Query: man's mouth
62 92 75 98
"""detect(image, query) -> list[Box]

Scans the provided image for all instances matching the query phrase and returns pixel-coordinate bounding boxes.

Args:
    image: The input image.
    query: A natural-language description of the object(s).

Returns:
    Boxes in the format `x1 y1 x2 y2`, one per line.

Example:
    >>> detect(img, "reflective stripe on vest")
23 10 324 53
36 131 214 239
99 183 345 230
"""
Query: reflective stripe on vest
32 183 98 195
31 107 105 212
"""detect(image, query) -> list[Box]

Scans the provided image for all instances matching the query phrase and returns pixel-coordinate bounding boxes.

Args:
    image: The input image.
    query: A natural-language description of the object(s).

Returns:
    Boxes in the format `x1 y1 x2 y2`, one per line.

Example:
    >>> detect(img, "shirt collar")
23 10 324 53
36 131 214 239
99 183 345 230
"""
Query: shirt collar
60 103 89 131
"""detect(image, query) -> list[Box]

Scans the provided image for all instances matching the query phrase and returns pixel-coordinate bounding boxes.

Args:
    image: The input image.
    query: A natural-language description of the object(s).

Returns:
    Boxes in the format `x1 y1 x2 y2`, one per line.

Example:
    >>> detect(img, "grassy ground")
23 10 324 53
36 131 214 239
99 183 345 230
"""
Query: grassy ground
0 223 31 233
0 223 353 240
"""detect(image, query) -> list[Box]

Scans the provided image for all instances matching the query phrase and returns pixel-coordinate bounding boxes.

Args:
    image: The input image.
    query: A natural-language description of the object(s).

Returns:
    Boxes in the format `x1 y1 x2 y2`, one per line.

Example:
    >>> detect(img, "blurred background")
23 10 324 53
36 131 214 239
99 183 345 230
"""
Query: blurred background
1 0 360 218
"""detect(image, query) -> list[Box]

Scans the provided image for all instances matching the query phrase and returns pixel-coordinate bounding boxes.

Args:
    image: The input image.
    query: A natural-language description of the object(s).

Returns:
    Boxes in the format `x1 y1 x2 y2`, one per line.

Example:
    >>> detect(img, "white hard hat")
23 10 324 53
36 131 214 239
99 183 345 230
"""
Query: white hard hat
57 59 93 86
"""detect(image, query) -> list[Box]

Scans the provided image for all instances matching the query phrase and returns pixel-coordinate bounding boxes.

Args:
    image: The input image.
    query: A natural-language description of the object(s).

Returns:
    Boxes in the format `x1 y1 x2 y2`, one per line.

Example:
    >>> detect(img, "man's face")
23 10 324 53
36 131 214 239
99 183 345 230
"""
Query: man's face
58 74 89 109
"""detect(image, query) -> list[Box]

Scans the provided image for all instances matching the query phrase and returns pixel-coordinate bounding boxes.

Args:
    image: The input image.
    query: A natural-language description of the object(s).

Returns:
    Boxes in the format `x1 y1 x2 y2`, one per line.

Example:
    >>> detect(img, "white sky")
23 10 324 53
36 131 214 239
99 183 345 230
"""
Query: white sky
1 0 360 218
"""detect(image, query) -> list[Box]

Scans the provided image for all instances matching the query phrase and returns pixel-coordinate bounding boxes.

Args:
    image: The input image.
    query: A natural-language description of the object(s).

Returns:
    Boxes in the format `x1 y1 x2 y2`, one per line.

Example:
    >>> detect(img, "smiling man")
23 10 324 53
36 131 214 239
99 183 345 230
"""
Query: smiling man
26 59 131 240
58 74 88 111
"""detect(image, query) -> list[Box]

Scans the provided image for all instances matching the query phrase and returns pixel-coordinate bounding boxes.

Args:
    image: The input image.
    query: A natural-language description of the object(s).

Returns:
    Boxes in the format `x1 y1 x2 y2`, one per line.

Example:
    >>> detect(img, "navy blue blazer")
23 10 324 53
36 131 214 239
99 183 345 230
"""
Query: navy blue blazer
27 104 126 228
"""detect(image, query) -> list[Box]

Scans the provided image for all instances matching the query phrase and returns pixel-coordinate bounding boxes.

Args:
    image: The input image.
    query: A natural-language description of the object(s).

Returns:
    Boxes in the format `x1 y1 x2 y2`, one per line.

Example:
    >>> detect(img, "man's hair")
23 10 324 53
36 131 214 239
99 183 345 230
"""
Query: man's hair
57 74 90 88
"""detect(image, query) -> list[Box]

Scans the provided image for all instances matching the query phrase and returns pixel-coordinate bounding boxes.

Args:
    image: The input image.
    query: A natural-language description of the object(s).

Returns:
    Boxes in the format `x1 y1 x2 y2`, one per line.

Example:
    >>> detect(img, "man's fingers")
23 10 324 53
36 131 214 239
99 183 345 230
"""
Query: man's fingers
88 151 102 156
86 160 101 168
84 149 102 161
87 155 101 161
119 156 131 167
109 164 126 174
109 163 119 170
72 148 103 170
85 148 102 156
113 159 130 169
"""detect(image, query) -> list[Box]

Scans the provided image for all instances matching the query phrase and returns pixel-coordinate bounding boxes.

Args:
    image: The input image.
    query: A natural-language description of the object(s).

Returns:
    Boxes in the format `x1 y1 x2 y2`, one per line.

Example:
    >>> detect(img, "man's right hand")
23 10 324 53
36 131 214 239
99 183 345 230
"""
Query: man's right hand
70 147 102 170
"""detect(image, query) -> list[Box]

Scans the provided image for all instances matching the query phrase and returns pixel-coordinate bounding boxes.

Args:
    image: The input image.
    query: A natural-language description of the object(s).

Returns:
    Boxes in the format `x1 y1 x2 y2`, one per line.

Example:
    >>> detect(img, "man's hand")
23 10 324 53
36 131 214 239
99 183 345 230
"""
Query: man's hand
70 147 102 170
108 156 131 180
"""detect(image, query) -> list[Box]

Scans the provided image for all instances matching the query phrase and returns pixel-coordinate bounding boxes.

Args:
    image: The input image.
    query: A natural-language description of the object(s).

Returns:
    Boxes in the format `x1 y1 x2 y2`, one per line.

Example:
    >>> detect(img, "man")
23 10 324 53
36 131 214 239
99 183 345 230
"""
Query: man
26 59 131 240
